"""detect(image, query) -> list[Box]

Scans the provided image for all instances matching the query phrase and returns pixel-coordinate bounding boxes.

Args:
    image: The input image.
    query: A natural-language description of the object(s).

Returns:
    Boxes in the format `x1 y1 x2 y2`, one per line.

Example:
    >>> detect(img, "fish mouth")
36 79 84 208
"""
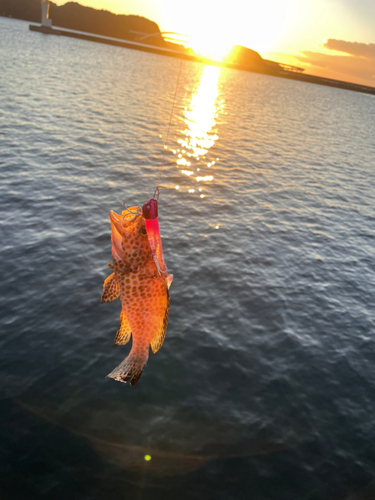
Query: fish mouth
109 209 141 240
109 211 125 236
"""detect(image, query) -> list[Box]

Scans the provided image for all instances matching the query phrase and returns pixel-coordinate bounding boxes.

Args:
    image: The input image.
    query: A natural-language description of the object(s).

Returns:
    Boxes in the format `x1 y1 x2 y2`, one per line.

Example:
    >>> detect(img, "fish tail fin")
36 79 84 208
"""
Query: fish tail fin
106 350 149 386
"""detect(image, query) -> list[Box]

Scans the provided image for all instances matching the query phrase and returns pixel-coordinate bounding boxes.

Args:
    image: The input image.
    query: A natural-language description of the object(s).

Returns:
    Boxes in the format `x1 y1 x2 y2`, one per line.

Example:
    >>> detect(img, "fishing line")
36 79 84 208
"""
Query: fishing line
154 57 183 199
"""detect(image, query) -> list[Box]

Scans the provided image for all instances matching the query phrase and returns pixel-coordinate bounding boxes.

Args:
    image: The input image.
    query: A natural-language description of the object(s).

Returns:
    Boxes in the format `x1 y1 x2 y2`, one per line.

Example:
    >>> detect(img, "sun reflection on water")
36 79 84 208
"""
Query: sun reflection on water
173 66 224 198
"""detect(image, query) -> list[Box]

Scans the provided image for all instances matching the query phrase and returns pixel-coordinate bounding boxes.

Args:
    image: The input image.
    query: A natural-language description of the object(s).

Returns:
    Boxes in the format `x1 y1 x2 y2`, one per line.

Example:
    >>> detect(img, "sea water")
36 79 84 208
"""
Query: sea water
1 17 375 500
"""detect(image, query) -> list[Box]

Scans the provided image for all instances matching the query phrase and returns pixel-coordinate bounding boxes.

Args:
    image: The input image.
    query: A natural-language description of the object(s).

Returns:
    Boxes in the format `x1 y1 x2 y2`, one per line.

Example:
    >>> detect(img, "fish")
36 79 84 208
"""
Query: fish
101 205 170 386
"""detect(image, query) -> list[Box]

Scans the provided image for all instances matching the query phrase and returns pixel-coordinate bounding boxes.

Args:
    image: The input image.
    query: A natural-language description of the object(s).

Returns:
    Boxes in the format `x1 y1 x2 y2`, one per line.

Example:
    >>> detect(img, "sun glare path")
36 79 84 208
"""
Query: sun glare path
173 66 223 198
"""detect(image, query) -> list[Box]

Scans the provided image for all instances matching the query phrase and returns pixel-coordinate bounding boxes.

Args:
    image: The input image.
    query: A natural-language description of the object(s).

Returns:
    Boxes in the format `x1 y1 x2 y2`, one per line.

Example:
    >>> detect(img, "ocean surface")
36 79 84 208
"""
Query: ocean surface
1 17 375 500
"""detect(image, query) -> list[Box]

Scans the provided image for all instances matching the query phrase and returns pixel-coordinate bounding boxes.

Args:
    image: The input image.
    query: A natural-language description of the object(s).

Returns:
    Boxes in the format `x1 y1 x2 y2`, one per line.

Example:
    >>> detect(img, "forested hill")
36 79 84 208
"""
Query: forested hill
0 0 164 44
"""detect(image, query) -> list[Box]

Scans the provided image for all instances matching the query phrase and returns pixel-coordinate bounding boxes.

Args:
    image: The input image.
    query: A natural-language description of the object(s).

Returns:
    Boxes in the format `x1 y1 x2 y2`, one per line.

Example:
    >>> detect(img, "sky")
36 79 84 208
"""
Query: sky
53 0 375 87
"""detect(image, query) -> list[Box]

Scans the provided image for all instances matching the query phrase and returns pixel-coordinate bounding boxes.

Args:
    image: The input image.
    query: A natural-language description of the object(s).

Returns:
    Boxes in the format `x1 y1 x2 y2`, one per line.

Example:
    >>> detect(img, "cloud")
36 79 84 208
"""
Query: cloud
292 39 375 88
323 39 375 59
267 39 375 88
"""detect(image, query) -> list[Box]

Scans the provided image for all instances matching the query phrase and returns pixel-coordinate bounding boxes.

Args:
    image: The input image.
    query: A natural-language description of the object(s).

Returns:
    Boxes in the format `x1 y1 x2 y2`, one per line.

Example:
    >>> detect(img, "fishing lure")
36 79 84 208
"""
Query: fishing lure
142 197 173 289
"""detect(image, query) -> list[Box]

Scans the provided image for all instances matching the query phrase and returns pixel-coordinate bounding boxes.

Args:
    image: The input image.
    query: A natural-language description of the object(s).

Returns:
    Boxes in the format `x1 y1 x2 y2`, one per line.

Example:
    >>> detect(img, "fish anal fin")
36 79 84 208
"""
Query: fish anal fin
151 290 170 354
114 311 131 346
101 273 120 304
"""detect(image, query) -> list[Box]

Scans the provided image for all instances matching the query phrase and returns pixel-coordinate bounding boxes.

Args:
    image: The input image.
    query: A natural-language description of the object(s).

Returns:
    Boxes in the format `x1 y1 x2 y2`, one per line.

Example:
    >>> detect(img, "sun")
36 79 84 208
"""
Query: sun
186 30 233 60
175 3 234 61
169 0 291 60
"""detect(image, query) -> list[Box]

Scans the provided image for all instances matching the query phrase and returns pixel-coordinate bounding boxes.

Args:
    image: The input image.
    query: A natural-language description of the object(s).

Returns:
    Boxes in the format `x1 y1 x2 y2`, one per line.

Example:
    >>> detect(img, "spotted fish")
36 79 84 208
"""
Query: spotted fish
102 206 170 385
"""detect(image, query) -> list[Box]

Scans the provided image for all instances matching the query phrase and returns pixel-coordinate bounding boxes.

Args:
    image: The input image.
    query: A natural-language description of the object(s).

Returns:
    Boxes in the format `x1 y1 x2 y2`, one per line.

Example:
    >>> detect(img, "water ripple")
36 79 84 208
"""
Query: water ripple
1 16 375 500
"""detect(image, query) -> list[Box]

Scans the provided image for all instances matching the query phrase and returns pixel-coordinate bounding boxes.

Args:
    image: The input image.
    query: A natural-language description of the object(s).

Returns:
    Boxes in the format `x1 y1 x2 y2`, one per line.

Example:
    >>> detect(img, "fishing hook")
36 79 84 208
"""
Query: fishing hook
122 202 141 221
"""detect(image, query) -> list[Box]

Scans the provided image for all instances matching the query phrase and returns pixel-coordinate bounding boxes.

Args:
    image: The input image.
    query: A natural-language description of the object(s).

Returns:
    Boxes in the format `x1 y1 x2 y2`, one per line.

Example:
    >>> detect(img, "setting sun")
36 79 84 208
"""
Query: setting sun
171 2 235 60
186 30 233 60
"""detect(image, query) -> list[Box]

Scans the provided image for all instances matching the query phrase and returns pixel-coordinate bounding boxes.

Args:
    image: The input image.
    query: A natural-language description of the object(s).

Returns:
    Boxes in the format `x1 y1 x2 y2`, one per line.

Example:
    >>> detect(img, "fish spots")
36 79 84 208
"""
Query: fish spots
105 207 170 385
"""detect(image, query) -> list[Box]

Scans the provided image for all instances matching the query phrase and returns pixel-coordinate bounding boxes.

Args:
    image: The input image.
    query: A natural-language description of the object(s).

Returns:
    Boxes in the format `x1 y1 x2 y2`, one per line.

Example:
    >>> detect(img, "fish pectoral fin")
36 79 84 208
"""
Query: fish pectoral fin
114 311 131 346
151 289 170 354
101 273 120 303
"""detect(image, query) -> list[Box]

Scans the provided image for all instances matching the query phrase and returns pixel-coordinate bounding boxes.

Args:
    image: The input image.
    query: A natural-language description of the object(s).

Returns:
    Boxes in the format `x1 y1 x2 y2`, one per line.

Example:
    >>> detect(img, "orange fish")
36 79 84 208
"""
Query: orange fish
101 206 171 385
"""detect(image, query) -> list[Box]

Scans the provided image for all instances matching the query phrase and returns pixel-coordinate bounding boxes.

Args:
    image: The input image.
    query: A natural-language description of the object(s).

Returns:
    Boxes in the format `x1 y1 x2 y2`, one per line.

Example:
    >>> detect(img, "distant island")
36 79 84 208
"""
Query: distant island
0 0 162 43
2 0 375 95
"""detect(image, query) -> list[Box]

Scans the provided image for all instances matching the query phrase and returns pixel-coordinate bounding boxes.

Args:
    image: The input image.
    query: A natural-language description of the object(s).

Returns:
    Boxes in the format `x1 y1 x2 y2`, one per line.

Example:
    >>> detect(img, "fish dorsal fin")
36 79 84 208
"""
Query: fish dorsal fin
101 273 120 303
114 311 132 346
151 289 170 354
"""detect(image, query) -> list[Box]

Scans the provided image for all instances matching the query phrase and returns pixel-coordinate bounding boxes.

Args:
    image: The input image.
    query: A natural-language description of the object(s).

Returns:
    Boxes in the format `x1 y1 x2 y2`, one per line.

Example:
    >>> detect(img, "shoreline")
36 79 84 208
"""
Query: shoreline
29 23 375 96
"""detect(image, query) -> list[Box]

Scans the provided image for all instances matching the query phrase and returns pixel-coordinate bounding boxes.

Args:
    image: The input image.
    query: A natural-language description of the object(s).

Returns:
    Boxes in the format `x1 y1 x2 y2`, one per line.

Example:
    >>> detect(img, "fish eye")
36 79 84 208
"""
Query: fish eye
140 226 147 236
